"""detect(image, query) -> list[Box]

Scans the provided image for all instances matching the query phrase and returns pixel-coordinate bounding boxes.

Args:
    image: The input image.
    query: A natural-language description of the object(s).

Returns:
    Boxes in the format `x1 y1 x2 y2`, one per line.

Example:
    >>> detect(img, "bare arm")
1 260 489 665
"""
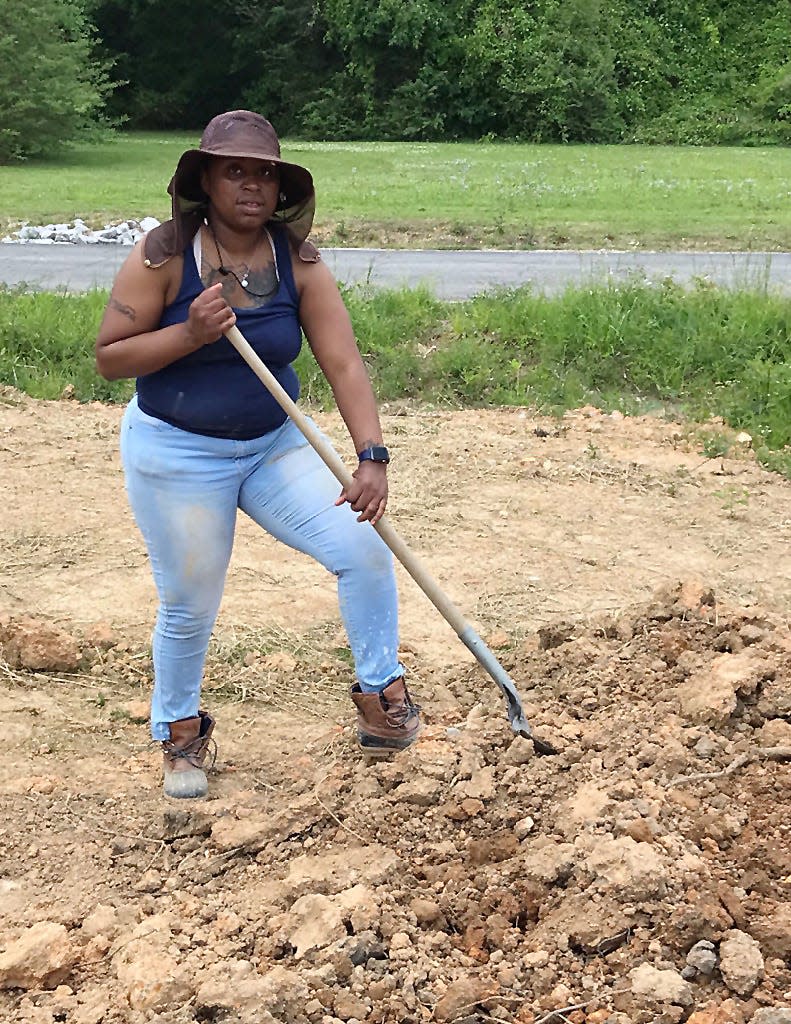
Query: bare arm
95 241 236 380
294 257 388 523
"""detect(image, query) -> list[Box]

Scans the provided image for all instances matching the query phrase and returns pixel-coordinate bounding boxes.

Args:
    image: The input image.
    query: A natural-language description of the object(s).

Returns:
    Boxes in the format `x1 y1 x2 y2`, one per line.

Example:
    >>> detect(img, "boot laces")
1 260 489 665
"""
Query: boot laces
161 735 217 770
382 691 421 729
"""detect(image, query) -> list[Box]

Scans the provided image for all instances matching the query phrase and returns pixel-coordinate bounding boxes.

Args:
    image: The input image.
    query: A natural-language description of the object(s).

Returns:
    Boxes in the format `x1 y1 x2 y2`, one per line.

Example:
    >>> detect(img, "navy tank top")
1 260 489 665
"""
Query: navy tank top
136 226 302 440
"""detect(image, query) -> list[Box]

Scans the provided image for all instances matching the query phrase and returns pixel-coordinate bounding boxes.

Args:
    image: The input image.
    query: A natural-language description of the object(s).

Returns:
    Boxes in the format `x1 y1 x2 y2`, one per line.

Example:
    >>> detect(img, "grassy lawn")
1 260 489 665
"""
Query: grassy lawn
1 133 789 250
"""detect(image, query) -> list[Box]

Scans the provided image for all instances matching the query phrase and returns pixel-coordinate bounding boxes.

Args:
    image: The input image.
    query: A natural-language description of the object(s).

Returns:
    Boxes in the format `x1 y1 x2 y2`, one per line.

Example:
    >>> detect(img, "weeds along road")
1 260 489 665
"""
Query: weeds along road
0 245 789 298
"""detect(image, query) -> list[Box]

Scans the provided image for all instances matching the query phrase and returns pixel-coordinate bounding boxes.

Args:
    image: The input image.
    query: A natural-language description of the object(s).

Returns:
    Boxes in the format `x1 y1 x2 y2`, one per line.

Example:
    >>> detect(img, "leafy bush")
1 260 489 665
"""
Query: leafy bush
0 0 110 162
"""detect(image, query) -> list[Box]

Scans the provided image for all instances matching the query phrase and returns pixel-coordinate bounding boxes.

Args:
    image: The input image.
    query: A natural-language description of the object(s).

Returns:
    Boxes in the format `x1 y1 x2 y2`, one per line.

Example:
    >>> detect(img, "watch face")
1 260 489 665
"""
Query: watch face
360 445 390 463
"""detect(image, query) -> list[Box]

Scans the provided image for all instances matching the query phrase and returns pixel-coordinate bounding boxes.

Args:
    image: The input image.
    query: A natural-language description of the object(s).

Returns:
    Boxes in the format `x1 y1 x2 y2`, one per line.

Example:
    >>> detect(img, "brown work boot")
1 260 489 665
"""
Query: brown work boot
161 710 216 799
350 677 421 757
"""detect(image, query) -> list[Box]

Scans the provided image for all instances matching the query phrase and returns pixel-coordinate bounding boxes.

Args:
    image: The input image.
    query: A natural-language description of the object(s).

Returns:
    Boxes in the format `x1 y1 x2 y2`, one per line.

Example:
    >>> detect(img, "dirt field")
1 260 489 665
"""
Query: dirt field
1 390 789 1024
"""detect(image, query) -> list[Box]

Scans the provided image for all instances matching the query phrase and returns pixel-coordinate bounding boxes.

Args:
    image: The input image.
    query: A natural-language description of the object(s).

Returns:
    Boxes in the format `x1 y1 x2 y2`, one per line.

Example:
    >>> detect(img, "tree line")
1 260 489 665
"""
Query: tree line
2 0 789 161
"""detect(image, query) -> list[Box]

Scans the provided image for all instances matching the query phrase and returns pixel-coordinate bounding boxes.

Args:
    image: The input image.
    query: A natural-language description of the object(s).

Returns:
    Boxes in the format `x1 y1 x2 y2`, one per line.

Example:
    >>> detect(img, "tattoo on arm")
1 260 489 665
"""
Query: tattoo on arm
110 297 136 322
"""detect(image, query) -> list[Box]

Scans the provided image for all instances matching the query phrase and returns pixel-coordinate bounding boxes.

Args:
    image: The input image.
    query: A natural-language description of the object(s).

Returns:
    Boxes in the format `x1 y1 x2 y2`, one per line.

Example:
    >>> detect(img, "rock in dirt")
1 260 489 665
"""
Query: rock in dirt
520 841 576 885
333 989 371 1020
529 893 629 958
750 1011 791 1024
82 621 118 650
113 915 193 1012
758 677 791 718
685 939 717 976
434 976 495 1022
759 719 791 747
278 894 347 957
0 922 78 990
395 776 443 806
71 990 111 1024
687 1002 748 1024
0 616 81 672
577 834 667 901
115 952 193 1012
749 903 791 959
628 962 694 1007
195 961 305 1023
679 651 771 726
274 886 378 958
718 929 765 995
281 845 399 898
411 897 446 929
80 905 119 941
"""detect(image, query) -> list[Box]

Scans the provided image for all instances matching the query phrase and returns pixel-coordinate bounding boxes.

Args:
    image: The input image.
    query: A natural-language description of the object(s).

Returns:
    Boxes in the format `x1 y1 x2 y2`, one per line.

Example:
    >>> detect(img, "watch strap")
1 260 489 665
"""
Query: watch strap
358 445 390 464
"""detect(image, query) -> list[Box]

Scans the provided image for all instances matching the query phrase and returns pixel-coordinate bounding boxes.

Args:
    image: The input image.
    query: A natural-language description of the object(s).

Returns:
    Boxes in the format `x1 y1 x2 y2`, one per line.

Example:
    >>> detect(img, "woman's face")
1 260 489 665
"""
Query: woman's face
201 156 280 230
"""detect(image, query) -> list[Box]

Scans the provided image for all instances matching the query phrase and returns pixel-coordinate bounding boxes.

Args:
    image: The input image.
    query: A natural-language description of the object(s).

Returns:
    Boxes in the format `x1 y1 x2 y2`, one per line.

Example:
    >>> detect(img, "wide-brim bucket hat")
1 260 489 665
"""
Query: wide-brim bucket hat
143 110 319 267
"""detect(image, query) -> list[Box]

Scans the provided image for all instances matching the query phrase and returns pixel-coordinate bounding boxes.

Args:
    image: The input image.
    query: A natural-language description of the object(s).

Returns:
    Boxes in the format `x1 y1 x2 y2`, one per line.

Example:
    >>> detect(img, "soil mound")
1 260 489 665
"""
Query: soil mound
1 582 789 1023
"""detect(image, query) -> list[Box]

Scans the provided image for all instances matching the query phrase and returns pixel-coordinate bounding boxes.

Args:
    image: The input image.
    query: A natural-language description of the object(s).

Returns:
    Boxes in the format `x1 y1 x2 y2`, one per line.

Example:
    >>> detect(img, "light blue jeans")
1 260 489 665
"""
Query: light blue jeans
120 396 404 740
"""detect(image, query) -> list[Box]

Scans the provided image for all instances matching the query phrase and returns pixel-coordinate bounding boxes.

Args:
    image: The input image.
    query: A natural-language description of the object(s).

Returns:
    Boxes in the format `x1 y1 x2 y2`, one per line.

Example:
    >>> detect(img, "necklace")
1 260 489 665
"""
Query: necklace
206 222 279 298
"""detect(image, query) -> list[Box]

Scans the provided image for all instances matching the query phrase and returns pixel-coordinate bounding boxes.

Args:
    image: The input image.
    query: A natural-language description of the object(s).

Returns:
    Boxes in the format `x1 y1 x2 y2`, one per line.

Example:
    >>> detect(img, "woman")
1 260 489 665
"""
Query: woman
96 110 420 799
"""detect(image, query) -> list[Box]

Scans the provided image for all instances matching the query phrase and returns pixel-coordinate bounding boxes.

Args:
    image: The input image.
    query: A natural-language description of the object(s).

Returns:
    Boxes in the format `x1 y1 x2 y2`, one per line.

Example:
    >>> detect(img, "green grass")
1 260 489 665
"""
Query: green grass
2 280 789 475
1 134 790 250
0 288 131 402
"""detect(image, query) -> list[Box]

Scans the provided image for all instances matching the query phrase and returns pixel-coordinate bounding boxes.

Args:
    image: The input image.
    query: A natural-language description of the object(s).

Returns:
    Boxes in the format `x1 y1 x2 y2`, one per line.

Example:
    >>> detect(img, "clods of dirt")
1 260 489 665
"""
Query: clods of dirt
1 581 790 1023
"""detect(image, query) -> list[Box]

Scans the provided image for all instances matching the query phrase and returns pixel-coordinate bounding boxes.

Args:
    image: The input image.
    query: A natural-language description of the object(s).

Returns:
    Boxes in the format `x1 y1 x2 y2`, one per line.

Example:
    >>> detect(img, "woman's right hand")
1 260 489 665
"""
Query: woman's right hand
185 283 237 349
96 246 239 381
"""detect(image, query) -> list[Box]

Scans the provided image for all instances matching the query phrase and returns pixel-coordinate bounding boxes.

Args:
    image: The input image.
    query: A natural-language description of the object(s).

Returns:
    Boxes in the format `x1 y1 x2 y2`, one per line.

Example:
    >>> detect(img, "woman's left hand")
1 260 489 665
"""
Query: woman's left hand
335 462 388 524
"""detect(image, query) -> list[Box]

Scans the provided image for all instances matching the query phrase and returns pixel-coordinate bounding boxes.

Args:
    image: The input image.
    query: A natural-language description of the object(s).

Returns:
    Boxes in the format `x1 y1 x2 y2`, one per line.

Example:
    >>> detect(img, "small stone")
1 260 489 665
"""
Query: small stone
133 870 162 893
434 977 493 1022
629 963 694 1007
523 950 550 969
680 651 771 726
504 738 535 765
0 922 78 990
333 990 369 1021
623 817 655 843
394 778 442 806
749 1011 791 1024
759 719 791 747
686 939 717 975
410 898 445 927
279 894 347 958
83 621 118 650
719 929 764 995
0 616 81 672
81 906 119 940
467 832 519 865
739 624 765 645
750 903 791 958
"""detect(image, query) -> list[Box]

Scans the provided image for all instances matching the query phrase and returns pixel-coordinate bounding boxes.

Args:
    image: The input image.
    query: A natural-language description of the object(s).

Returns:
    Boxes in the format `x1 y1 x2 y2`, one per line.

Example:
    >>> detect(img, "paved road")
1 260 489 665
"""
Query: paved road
0 244 788 299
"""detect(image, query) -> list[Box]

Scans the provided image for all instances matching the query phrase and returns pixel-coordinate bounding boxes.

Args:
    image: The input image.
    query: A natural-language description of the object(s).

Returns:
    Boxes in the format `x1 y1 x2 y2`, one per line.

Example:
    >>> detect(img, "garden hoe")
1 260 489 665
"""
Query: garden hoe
225 324 557 755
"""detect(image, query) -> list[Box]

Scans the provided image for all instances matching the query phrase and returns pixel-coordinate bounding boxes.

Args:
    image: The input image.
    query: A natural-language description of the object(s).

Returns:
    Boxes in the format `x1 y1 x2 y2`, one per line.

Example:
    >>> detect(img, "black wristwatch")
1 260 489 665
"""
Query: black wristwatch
357 444 391 465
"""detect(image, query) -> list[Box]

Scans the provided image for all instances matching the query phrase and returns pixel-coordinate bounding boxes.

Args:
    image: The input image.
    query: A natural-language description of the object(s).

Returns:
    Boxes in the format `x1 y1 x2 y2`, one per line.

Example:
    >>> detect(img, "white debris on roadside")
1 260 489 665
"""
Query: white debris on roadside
2 217 161 246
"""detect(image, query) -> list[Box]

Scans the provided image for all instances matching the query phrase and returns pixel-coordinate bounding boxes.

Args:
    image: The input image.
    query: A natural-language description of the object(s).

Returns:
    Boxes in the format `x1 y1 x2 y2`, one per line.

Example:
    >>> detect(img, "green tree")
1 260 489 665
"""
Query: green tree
233 0 344 135
92 0 246 128
468 0 624 141
0 0 110 162
311 0 478 139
